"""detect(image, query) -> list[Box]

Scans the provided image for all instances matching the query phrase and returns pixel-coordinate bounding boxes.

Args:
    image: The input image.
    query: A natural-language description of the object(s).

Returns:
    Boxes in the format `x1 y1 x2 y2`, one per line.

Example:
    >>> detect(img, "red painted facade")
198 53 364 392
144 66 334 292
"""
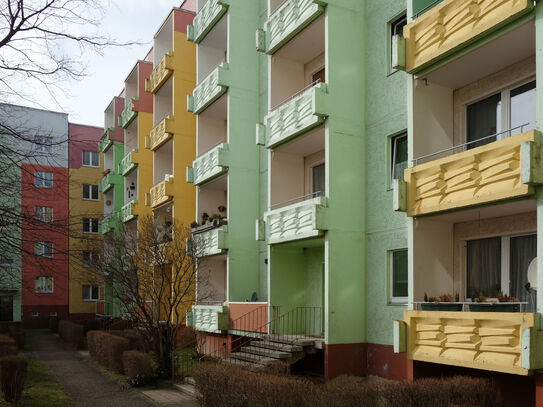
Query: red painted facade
68 123 103 169
174 8 196 34
134 61 153 114
21 163 69 326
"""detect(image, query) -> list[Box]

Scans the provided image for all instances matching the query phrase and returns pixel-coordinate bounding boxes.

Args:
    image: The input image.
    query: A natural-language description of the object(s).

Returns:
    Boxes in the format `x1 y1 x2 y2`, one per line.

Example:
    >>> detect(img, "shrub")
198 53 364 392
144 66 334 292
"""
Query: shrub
122 351 156 386
108 319 132 331
87 330 130 374
109 329 147 351
8 326 25 350
71 319 98 334
0 335 18 357
58 320 84 349
175 326 196 349
0 355 27 404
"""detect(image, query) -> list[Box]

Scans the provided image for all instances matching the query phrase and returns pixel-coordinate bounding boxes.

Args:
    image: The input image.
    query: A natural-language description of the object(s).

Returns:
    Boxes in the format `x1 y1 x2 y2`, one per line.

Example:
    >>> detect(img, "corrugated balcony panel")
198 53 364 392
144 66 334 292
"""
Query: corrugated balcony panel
145 51 175 94
150 178 174 208
265 196 327 244
98 171 123 193
265 0 327 55
189 63 229 115
403 0 533 73
100 213 119 234
99 130 113 153
118 149 139 176
193 226 228 257
121 200 138 223
192 143 229 186
188 0 228 44
191 305 229 333
118 98 138 129
148 116 175 151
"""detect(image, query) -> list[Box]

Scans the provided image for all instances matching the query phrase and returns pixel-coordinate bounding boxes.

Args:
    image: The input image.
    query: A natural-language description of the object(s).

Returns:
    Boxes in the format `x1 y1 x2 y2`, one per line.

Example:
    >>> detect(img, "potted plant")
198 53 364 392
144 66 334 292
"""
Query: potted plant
469 291 520 312
421 293 462 311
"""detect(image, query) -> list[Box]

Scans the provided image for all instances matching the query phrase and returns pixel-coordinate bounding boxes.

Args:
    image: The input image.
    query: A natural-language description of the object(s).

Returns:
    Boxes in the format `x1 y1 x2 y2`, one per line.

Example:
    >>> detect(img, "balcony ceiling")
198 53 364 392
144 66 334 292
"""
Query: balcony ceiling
200 93 227 119
200 14 227 50
200 173 227 191
274 16 324 63
276 126 324 155
423 20 535 89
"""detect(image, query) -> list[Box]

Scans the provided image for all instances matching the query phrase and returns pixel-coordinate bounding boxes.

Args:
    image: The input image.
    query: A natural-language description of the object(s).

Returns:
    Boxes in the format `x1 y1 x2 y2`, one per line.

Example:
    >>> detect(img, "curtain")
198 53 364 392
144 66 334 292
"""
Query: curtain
510 234 536 306
467 237 501 298
467 92 501 149
312 163 325 197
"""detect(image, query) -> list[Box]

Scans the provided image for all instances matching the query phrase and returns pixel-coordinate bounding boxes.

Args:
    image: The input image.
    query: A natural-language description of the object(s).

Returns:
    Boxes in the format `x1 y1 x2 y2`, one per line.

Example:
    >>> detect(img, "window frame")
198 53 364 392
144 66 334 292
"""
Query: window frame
388 12 407 75
82 251 98 268
35 206 54 223
34 276 53 293
34 241 53 258
82 285 100 301
82 151 100 168
82 184 99 201
34 171 53 188
82 218 99 234
389 248 408 304
33 136 53 153
390 132 408 186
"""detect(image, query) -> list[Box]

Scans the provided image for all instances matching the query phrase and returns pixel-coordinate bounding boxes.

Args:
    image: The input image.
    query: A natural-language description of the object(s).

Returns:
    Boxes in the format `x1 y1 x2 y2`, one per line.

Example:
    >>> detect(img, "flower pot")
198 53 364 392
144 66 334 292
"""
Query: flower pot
469 303 519 312
421 303 463 311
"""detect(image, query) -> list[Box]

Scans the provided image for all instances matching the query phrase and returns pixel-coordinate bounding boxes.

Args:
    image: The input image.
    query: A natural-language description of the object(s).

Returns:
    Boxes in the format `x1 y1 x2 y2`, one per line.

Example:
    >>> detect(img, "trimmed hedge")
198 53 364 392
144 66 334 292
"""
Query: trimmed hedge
0 355 26 404
0 335 18 357
8 326 25 350
194 364 502 407
71 318 98 334
87 331 130 374
58 320 84 349
108 319 132 331
122 351 155 380
109 329 147 352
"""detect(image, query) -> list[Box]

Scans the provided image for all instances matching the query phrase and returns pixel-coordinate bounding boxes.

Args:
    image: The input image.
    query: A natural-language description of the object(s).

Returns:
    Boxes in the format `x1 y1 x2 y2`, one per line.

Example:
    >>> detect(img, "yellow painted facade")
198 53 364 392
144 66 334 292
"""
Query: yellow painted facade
69 166 104 316
133 111 154 225
403 310 535 375
404 131 536 216
404 0 533 73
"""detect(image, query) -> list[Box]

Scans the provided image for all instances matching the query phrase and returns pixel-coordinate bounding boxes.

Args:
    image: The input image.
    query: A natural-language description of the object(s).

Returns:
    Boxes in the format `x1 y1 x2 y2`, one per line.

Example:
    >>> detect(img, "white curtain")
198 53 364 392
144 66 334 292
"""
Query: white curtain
510 234 536 306
467 237 501 298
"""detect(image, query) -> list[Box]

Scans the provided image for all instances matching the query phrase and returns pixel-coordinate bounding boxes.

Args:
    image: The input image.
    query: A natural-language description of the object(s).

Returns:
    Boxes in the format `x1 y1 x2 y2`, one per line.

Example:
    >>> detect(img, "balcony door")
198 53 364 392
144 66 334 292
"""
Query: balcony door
0 296 13 322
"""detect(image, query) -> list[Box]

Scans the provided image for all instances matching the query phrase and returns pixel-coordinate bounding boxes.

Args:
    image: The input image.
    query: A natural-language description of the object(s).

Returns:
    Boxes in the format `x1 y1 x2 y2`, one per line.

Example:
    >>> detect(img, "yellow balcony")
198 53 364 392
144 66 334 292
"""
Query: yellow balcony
403 0 533 73
395 310 541 375
402 131 539 217
145 51 175 94
148 116 175 151
150 178 174 209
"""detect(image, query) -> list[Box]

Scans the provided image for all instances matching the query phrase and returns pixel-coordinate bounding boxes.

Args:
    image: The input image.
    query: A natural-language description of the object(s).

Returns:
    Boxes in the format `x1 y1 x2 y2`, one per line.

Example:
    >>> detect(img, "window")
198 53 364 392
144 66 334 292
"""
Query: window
49 312 57 317
34 241 53 258
82 218 99 234
312 163 325 197
467 80 536 149
390 249 408 303
391 133 408 183
82 285 99 301
82 251 98 267
390 13 407 73
467 234 536 303
35 276 53 293
31 311 39 317
35 206 53 223
34 136 52 152
82 151 99 167
34 171 53 188
82 184 99 200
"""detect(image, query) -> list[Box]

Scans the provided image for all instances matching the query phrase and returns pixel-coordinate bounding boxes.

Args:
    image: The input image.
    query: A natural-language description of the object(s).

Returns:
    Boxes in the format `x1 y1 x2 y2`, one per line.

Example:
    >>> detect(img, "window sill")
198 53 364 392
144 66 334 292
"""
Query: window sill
388 301 408 306
82 198 100 201
35 186 53 189
82 164 100 168
82 299 98 302
82 231 99 235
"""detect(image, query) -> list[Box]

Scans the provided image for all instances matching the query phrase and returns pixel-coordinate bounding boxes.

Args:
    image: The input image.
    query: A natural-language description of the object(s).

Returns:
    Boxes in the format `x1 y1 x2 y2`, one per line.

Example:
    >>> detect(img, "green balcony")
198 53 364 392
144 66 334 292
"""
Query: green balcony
262 0 327 55
100 213 119 234
188 63 229 115
188 143 229 186
187 0 228 44
265 196 328 244
118 98 138 129
98 171 123 193
192 226 228 257
120 200 138 223
264 83 328 149
191 304 229 334
118 149 139 176
99 129 113 153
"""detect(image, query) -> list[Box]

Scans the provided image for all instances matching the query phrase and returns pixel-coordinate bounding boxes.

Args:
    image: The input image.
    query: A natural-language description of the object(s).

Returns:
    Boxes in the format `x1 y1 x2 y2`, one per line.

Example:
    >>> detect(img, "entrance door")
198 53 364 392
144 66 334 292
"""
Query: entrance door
0 296 13 322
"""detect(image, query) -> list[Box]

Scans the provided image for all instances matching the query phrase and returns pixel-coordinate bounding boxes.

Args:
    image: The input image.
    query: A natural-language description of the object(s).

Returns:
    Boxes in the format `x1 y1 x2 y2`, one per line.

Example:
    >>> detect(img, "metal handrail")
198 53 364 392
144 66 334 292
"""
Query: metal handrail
271 79 321 112
197 140 227 158
270 191 322 210
412 123 530 166
412 0 444 19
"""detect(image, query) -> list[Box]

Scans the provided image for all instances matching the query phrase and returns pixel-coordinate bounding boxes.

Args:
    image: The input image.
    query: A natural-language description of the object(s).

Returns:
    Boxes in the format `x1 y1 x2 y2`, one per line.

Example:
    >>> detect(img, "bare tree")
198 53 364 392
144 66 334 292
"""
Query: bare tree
86 215 211 376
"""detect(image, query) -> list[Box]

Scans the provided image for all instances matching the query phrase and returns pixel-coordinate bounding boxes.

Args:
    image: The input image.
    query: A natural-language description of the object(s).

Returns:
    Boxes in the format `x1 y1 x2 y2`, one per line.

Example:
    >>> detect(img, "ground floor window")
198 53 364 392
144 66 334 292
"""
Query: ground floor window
82 285 99 301
390 249 408 303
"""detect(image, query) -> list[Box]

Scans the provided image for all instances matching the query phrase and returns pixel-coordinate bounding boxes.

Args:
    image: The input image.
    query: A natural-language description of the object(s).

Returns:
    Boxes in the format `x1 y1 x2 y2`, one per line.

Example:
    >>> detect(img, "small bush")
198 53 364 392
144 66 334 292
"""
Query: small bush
0 355 27 404
58 320 84 349
71 319 98 334
8 326 25 349
87 330 130 374
123 351 156 386
108 319 132 331
0 334 18 357
109 329 147 351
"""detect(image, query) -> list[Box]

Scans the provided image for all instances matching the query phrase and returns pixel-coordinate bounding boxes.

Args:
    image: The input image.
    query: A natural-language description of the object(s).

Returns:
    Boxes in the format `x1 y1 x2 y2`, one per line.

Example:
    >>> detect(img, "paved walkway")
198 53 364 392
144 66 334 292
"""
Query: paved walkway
27 329 197 407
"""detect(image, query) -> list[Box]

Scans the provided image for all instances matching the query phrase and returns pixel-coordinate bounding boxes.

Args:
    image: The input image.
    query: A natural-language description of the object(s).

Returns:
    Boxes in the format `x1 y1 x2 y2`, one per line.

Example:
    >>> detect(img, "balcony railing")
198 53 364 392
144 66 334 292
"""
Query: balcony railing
187 0 228 44
403 0 534 72
265 195 327 244
188 304 229 334
263 0 327 55
120 200 138 223
118 149 139 176
148 115 175 151
118 97 138 129
98 171 123 193
150 177 174 209
188 63 229 115
99 129 113 153
100 213 118 234
395 310 540 375
145 51 175 94
192 225 228 257
400 130 537 217
189 142 229 186
265 81 328 149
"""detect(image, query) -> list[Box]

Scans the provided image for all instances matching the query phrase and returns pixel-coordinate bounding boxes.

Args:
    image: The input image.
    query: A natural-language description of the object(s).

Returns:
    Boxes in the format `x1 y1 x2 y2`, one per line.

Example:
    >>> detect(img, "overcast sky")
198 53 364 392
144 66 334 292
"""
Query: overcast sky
35 0 192 128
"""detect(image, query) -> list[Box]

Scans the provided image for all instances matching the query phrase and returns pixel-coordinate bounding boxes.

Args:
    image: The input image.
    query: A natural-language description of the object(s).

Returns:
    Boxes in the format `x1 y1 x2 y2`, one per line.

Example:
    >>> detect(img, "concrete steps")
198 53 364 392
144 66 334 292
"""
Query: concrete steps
240 345 293 359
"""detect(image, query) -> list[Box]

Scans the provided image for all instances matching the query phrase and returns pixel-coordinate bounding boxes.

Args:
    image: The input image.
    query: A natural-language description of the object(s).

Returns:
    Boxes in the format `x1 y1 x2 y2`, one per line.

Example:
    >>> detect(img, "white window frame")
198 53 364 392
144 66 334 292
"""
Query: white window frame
82 285 100 301
82 151 100 168
35 206 53 223
31 311 39 317
34 136 52 153
304 151 325 198
389 248 408 304
82 184 99 201
82 218 99 234
34 171 53 188
35 276 53 293
49 311 57 317
390 132 408 185
389 12 407 75
34 241 53 258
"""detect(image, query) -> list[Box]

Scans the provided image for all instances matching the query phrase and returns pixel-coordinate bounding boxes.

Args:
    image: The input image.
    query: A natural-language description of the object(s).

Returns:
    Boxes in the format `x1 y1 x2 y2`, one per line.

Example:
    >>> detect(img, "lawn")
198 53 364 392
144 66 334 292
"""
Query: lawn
0 357 73 407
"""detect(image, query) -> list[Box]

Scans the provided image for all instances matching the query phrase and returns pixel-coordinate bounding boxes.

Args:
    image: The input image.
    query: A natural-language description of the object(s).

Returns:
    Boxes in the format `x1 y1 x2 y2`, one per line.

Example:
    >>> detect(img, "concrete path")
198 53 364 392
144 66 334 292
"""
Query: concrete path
27 329 197 407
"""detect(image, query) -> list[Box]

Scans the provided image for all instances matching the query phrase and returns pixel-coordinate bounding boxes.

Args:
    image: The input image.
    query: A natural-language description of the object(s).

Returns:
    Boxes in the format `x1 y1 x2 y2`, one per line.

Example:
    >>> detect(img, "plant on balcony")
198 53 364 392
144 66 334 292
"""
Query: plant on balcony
421 292 462 311
470 291 520 312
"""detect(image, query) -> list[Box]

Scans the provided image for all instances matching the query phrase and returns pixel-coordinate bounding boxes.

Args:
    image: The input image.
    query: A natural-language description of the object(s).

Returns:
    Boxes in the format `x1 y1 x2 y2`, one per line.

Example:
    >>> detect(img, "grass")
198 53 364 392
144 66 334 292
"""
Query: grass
89 359 130 389
0 357 73 407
